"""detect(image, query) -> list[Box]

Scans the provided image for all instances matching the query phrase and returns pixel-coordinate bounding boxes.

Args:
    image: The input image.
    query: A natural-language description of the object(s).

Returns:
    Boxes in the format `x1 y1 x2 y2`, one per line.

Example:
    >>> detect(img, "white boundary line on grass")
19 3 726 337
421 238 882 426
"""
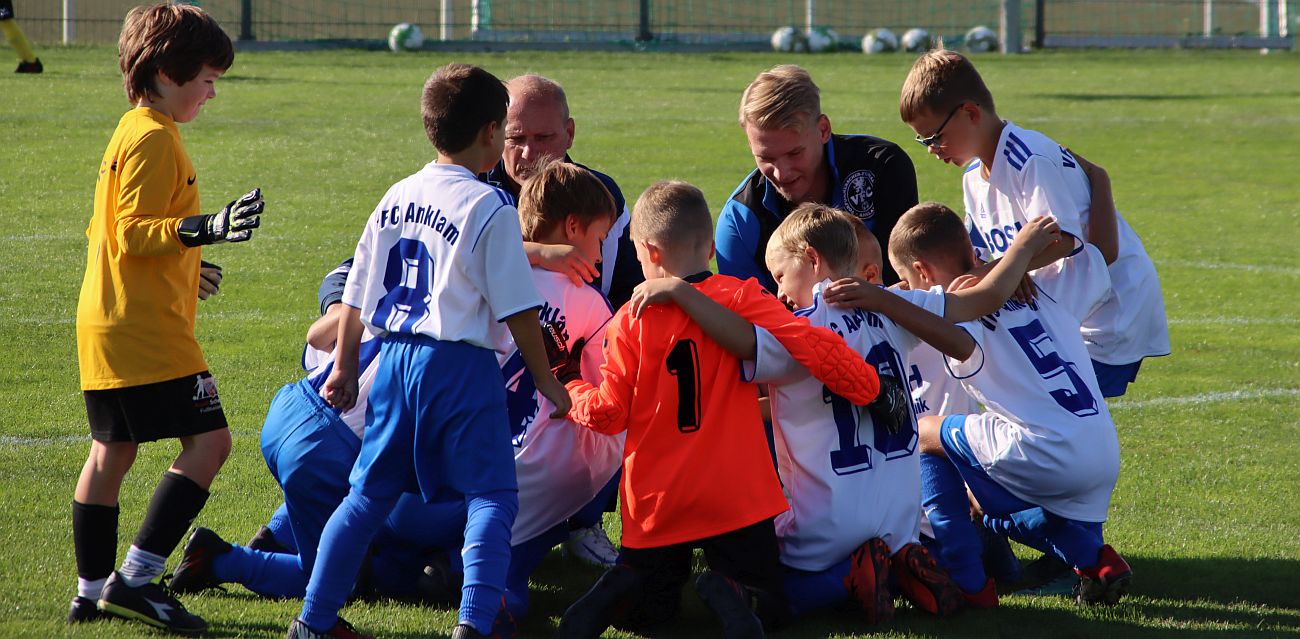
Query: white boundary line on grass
0 430 258 448
1158 259 1300 278
1109 387 1300 410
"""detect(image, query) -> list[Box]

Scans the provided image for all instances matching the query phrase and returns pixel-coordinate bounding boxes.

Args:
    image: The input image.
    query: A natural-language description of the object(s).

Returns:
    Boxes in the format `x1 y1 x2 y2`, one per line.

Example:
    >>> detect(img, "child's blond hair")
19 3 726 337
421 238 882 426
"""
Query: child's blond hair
118 3 234 103
631 181 713 255
899 49 996 123
739 64 821 130
768 203 860 276
517 161 615 242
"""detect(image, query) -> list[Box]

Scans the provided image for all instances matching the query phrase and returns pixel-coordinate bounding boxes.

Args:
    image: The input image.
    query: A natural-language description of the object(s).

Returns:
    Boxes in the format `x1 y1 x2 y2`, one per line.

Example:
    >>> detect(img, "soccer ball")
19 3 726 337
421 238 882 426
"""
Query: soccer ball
806 26 840 53
388 23 424 52
771 26 808 53
965 25 998 53
861 28 899 54
901 28 934 53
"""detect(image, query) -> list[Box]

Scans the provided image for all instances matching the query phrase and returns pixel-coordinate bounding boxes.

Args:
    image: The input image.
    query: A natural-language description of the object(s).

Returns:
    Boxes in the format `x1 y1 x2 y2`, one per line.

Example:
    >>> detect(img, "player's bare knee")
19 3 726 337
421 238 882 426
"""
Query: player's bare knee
180 427 233 466
89 439 139 472
917 416 946 456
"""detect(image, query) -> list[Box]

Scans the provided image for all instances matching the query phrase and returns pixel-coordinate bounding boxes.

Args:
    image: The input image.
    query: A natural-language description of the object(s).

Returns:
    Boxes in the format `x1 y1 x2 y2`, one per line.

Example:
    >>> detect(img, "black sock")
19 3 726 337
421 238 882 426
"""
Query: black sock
132 472 210 556
72 501 119 580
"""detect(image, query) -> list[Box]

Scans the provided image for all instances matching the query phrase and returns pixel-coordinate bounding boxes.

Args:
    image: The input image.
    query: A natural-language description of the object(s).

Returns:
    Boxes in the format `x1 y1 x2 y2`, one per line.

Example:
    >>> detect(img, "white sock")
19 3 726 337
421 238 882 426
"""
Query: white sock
77 577 107 600
118 545 167 587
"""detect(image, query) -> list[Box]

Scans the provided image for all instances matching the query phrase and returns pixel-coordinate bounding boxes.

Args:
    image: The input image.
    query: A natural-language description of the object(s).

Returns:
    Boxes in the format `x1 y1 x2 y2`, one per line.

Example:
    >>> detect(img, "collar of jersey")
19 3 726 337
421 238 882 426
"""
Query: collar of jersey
683 271 713 283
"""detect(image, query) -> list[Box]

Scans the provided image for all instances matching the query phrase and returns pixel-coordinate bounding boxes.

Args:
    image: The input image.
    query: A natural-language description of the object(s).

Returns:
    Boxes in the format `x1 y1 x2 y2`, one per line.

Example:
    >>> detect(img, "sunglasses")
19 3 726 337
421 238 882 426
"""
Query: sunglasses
914 103 965 148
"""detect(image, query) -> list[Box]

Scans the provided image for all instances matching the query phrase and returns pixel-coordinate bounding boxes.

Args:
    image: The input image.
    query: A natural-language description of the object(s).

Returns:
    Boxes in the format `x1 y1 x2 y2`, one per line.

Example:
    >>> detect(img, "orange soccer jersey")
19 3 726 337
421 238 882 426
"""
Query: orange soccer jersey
566 272 880 548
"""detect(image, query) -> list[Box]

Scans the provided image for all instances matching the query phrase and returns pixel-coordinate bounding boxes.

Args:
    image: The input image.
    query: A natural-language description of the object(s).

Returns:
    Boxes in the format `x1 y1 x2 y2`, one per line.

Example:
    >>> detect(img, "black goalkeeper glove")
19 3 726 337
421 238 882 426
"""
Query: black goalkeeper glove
179 188 264 247
540 321 585 385
867 374 914 435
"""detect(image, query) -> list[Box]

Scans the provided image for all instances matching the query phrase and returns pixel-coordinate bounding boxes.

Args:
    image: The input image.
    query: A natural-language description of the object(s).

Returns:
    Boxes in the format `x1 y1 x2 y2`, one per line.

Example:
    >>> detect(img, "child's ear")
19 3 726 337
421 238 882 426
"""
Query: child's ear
564 214 581 240
481 120 501 146
708 241 716 262
912 259 934 286
644 240 663 266
803 246 820 271
862 262 881 284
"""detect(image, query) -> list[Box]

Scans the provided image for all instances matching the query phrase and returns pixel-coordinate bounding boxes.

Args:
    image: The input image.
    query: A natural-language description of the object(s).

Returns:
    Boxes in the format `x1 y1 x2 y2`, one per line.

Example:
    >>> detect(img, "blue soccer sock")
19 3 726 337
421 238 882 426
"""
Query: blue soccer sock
920 453 986 593
459 489 518 633
212 544 309 599
265 503 297 553
300 490 397 632
782 559 851 617
984 510 1104 571
502 523 569 618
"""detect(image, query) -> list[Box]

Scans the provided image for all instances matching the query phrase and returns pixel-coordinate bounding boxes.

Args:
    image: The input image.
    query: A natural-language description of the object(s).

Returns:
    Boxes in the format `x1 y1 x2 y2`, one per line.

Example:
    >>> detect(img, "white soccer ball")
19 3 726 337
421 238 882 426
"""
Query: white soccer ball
771 26 808 53
861 28 899 54
965 25 998 53
806 26 840 53
388 22 424 52
901 28 934 53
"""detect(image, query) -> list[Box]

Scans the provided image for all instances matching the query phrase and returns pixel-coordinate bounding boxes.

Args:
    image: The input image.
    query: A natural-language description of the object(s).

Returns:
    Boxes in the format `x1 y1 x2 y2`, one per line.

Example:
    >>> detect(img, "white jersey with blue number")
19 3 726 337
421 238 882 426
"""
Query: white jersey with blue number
752 281 941 571
495 268 624 545
947 291 1120 523
302 329 382 441
342 162 542 349
963 122 1169 366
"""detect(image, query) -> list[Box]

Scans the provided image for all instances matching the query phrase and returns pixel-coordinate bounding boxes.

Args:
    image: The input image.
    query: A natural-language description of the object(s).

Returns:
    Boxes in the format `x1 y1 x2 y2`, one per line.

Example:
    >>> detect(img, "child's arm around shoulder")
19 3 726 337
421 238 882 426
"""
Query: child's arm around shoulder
1070 149 1119 265
943 216 1061 322
731 279 880 405
823 279 975 361
628 278 756 358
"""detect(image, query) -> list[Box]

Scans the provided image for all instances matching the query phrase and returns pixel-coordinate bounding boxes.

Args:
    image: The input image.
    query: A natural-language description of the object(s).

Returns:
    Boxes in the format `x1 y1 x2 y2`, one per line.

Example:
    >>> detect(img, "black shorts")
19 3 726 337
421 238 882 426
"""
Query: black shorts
618 518 789 629
84 371 228 443
0 1 14 21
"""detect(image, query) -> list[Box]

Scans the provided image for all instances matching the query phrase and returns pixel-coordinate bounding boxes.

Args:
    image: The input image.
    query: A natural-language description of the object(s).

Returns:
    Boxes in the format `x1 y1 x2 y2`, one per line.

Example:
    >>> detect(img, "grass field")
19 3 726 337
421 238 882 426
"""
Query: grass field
1 46 1298 638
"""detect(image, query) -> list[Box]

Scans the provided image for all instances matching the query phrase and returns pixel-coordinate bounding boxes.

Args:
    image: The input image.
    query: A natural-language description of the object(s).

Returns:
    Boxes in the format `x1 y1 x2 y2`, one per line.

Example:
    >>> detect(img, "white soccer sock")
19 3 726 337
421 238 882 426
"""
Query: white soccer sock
77 576 107 600
118 545 167 587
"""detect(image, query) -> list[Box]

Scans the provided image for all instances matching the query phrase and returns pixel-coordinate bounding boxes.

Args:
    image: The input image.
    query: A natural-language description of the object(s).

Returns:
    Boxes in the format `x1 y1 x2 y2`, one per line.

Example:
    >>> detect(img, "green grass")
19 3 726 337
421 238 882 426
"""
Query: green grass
1 46 1298 638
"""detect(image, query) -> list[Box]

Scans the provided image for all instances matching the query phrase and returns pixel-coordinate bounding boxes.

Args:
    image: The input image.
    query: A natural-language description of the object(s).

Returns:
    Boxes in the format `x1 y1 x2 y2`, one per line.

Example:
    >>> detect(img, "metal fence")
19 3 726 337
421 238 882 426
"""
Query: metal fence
13 0 1294 49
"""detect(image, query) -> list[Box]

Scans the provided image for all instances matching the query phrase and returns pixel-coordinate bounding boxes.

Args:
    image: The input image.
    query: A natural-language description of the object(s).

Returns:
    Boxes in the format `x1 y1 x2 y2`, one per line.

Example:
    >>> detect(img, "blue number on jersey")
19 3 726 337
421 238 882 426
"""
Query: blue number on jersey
1008 319 1098 417
372 238 435 334
864 341 919 459
499 350 537 447
824 340 919 475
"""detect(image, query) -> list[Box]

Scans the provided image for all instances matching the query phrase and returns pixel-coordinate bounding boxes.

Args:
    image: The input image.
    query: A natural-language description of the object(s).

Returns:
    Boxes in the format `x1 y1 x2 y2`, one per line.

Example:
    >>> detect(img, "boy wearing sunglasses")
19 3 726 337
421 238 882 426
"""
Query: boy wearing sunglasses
899 50 1168 399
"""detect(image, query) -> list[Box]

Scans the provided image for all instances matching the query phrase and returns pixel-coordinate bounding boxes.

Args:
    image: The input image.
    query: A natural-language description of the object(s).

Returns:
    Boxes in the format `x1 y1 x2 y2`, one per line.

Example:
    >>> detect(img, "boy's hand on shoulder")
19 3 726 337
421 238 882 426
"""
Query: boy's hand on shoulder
322 366 358 411
823 277 887 310
179 188 265 247
540 321 585 384
533 243 598 287
628 277 689 318
1013 216 1062 254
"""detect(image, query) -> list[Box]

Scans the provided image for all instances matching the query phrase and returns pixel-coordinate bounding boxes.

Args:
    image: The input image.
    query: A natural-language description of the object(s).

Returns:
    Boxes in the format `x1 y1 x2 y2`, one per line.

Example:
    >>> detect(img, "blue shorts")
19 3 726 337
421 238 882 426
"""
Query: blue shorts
259 379 360 569
937 414 1036 517
351 334 516 502
1091 359 1142 398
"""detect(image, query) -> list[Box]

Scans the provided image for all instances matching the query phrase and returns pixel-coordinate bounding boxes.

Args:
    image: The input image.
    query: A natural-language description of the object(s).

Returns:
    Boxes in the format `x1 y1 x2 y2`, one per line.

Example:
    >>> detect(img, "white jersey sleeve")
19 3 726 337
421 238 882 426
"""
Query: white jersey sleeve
502 269 623 545
947 294 1119 522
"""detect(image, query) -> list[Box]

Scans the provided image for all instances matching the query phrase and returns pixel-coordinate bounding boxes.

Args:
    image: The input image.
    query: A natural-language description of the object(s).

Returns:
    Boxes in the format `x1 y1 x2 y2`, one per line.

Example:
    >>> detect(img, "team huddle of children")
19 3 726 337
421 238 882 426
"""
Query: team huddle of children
69 4 1170 639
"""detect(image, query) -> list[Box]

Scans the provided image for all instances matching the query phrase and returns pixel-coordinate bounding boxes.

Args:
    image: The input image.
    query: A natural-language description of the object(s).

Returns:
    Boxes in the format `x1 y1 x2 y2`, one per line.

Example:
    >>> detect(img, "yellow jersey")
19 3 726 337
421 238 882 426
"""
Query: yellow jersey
76 107 207 390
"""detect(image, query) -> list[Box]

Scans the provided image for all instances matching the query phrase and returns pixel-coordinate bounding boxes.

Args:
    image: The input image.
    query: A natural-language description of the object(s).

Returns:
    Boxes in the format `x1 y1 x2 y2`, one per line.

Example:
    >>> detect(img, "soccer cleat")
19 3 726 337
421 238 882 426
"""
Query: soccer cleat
415 550 463 606
844 537 894 624
1075 544 1132 606
286 617 374 639
977 524 1023 584
66 596 104 624
168 527 232 594
15 58 43 73
97 572 208 635
694 570 765 639
961 577 999 609
564 524 620 568
892 543 965 617
1014 554 1077 597
555 565 642 639
247 525 291 554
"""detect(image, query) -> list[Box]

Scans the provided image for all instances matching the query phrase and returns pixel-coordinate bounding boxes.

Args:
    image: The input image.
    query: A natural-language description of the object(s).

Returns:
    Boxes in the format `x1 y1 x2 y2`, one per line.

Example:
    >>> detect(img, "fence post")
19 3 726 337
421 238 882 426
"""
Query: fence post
1033 0 1045 48
806 0 815 32
1203 0 1214 36
62 0 73 44
441 0 452 40
1000 0 1022 53
637 0 651 41
239 0 253 40
1261 0 1280 38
